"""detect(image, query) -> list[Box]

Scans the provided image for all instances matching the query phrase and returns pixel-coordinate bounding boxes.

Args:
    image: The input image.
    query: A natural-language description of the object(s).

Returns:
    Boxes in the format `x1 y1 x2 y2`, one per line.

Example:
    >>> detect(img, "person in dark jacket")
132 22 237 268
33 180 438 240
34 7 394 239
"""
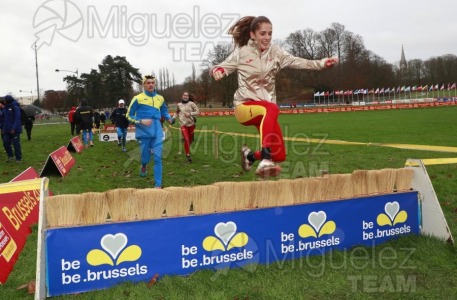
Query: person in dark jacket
74 99 94 148
0 99 5 153
1 95 22 162
100 111 106 126
110 99 130 152
24 115 35 141
93 110 101 130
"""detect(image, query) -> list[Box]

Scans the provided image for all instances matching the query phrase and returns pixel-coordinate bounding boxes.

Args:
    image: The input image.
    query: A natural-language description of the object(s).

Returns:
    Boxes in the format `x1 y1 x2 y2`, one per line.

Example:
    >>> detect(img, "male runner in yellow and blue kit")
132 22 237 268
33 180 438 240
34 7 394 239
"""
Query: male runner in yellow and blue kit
127 75 174 189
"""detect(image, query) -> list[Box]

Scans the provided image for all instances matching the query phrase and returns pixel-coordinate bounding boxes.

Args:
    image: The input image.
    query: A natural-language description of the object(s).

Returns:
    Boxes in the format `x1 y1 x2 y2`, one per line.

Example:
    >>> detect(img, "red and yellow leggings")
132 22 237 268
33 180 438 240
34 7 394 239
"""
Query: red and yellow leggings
180 125 195 155
234 100 285 162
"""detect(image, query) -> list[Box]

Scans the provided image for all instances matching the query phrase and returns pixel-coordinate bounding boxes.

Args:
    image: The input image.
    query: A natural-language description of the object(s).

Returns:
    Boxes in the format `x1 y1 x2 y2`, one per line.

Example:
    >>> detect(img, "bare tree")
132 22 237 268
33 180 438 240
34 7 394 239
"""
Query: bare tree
285 28 321 59
330 23 346 87
407 59 426 85
317 28 338 58
192 63 197 82
157 68 162 91
202 42 237 106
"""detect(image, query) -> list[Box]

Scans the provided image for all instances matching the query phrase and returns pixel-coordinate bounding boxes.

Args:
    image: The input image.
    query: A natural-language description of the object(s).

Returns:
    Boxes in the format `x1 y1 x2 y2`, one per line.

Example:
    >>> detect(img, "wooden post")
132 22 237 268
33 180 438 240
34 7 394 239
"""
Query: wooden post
214 125 218 159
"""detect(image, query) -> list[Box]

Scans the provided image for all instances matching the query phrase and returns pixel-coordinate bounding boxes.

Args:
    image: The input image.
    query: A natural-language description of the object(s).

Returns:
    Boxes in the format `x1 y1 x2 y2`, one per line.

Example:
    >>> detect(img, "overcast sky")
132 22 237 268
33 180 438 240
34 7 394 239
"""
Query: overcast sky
1 0 456 101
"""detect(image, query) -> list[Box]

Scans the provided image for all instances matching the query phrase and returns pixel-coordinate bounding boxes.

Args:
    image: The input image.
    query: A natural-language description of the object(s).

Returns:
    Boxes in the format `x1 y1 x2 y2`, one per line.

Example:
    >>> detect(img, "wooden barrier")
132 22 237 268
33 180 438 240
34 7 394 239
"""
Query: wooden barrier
35 162 452 299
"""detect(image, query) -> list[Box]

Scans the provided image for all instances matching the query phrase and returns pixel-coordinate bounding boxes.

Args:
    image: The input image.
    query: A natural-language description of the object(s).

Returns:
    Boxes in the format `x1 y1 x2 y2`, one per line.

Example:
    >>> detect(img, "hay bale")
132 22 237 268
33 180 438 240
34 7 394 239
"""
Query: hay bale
105 188 137 221
189 185 220 215
132 188 169 220
395 168 414 191
163 187 192 217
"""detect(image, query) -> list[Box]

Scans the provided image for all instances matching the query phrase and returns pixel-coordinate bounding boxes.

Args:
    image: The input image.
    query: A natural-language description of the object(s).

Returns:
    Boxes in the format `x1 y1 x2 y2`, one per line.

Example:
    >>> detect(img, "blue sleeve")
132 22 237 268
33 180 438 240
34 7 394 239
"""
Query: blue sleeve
13 106 21 129
160 102 172 121
126 98 140 123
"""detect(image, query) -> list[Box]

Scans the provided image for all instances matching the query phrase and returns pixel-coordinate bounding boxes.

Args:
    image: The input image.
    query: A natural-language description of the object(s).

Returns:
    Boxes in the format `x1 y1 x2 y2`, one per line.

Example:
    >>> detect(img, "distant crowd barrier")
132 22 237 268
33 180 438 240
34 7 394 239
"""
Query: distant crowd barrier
198 99 457 117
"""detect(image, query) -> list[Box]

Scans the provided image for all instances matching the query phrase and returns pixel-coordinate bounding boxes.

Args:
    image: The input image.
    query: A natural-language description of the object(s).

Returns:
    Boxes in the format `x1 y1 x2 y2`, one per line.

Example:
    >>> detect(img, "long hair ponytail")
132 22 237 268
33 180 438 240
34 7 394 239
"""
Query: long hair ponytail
228 16 271 47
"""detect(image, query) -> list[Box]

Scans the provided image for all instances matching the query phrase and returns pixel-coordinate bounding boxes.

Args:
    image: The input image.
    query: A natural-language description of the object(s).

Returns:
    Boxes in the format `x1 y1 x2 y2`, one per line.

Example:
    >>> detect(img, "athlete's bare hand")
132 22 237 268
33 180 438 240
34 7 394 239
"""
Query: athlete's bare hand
325 57 339 68
212 68 225 80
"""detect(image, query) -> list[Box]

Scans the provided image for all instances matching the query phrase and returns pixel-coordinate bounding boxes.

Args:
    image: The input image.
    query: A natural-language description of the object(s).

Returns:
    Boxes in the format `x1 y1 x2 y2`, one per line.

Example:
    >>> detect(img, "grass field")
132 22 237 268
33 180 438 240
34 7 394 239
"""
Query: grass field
1 106 457 299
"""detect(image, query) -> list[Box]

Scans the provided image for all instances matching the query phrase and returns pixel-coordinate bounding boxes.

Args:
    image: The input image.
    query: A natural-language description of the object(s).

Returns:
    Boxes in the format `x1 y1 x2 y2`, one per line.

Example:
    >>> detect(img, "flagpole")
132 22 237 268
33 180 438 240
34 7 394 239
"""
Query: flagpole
34 42 40 102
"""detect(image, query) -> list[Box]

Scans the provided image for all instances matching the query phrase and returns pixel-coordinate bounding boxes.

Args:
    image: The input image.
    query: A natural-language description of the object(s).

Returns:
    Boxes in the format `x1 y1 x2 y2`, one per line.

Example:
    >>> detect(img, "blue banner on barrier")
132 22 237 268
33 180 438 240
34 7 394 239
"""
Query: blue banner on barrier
46 191 419 296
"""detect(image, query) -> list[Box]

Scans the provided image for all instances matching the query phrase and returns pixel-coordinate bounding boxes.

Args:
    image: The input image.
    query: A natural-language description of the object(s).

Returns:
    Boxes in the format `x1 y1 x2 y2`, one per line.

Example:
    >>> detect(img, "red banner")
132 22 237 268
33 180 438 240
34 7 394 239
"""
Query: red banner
0 179 43 283
67 136 84 153
40 146 75 177
10 167 40 182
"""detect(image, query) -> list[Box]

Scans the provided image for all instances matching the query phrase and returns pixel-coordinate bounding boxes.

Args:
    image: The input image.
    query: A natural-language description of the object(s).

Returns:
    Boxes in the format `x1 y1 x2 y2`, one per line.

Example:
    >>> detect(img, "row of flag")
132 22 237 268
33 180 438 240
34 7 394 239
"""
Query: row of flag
314 83 457 97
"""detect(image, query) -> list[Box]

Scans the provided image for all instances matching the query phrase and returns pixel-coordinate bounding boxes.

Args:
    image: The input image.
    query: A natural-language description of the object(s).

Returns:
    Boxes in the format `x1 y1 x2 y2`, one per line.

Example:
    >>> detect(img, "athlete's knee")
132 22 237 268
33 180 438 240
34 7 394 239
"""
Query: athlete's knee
269 146 286 162
273 152 286 162
267 103 280 115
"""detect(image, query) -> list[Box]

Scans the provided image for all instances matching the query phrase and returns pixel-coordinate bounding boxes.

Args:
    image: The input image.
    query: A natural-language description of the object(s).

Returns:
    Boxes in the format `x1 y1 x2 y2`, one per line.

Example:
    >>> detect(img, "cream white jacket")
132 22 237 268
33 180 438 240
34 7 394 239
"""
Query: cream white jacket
174 101 199 127
213 39 327 106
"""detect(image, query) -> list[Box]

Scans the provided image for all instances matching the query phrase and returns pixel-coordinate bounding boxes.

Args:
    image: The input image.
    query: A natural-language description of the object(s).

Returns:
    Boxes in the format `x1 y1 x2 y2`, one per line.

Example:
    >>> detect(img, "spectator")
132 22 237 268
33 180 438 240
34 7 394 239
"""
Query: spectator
67 106 77 135
93 110 101 130
24 115 35 141
1 95 23 162
104 110 110 122
100 111 106 126
110 99 129 152
74 99 94 148
0 99 5 152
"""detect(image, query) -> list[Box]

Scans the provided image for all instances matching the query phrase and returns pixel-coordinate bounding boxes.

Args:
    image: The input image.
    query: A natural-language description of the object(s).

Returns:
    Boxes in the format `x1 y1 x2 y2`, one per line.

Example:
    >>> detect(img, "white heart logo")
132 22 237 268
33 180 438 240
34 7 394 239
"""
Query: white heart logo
214 222 237 246
101 233 128 259
385 202 400 222
308 211 327 233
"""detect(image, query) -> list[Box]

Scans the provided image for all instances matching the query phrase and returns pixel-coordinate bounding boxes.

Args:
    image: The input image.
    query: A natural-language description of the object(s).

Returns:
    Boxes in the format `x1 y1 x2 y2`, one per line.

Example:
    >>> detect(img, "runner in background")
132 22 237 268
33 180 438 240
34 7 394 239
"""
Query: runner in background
173 92 200 163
